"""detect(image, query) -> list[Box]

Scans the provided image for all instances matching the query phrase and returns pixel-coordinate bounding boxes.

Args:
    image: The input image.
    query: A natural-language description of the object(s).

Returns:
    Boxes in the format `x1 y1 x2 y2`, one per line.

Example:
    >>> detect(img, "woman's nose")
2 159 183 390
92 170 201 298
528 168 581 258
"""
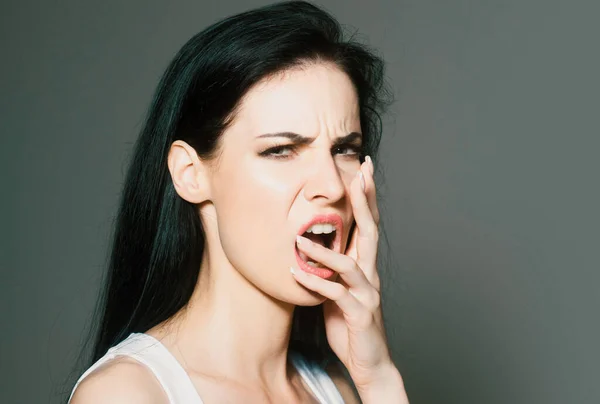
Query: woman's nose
301 154 347 204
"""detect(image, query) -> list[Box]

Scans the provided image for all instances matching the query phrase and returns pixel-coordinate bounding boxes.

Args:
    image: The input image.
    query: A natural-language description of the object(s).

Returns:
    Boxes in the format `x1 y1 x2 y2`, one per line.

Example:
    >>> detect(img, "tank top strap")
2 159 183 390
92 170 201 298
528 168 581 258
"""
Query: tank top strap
289 352 345 404
68 333 203 404
70 333 344 404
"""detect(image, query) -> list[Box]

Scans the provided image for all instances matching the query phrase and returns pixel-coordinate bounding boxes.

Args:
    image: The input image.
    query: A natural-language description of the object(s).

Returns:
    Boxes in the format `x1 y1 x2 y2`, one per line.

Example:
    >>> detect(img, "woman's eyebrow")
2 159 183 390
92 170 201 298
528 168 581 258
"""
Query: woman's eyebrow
256 131 363 147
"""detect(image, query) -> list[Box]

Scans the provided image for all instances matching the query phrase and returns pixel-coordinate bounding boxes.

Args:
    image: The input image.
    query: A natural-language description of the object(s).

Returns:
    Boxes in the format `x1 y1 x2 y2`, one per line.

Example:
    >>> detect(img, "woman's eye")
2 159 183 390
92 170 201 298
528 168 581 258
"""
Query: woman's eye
333 145 362 156
260 145 297 159
259 144 363 160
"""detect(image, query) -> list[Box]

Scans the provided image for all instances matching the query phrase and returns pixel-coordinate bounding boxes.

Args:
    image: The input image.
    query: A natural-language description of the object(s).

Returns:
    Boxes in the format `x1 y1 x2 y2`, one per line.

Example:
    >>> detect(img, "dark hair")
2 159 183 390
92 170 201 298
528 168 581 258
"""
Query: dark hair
67 0 392 398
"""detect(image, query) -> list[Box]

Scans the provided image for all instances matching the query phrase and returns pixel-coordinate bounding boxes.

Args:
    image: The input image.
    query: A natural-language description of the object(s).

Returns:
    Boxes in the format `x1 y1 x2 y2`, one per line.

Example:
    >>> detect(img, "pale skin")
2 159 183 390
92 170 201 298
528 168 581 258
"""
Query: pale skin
71 62 409 403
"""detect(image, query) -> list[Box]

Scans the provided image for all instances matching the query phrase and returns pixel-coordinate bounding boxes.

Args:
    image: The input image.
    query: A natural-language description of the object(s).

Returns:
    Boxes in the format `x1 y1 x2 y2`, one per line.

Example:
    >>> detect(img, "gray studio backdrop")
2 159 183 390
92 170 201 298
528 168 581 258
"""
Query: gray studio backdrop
2 0 599 403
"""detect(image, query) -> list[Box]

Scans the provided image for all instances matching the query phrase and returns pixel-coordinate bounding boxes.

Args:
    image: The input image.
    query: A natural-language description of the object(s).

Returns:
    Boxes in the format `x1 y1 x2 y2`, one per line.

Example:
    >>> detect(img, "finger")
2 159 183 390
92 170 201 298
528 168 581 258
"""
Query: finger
353 163 378 241
344 157 379 258
344 220 358 260
351 164 379 283
297 236 380 311
364 156 380 226
296 235 370 290
290 267 374 326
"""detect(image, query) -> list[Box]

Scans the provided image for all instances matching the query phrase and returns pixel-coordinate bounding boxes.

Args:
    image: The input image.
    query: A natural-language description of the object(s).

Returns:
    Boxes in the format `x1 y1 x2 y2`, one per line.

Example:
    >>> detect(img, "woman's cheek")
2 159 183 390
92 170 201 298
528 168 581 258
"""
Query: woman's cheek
219 178 288 270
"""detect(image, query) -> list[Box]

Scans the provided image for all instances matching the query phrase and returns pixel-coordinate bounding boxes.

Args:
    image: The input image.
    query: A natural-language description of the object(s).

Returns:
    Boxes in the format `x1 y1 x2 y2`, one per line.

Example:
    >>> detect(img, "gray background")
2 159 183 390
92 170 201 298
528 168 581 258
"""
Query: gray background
2 0 599 403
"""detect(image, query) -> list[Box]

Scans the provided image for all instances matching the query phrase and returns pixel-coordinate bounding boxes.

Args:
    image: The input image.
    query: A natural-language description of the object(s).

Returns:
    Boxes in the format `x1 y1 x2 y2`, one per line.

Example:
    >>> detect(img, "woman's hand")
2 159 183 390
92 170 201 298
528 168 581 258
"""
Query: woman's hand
292 157 408 402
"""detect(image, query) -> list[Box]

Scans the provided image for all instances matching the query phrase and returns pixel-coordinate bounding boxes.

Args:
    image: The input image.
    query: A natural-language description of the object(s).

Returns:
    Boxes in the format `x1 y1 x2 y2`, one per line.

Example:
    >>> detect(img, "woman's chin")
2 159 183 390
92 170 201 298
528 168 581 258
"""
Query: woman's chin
284 283 328 306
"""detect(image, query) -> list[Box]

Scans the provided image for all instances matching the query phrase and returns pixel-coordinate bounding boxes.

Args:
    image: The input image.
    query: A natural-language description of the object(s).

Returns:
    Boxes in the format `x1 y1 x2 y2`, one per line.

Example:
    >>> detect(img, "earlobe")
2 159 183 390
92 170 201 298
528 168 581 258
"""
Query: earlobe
167 140 211 204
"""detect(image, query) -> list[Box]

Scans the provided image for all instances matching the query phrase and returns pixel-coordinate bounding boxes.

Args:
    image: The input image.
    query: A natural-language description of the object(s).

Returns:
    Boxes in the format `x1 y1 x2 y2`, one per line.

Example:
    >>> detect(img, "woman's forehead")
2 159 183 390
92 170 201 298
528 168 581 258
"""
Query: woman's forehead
231 64 360 137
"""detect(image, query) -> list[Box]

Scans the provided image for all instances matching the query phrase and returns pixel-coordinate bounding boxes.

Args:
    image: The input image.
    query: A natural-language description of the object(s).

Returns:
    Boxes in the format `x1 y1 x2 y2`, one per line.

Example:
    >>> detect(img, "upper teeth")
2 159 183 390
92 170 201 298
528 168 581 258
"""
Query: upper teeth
306 223 336 234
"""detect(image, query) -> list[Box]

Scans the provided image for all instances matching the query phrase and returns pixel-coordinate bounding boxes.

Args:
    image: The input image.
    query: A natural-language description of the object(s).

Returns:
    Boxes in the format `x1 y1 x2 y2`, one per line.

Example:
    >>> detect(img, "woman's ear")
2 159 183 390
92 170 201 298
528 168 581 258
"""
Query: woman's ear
167 140 212 204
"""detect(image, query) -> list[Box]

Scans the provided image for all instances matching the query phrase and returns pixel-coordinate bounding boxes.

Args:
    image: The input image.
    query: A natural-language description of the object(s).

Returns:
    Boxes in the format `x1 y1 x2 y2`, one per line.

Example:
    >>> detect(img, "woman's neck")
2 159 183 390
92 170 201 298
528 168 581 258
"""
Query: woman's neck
147 255 297 388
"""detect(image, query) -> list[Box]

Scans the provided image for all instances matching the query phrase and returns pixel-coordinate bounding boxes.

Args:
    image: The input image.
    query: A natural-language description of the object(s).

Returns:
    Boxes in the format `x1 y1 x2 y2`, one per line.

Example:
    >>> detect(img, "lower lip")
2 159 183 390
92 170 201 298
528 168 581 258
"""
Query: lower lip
294 246 336 279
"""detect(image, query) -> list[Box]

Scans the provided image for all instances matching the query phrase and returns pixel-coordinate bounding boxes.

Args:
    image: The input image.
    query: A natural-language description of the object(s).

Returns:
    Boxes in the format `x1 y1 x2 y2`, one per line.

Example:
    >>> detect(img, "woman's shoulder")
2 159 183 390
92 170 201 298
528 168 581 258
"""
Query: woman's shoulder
69 356 169 404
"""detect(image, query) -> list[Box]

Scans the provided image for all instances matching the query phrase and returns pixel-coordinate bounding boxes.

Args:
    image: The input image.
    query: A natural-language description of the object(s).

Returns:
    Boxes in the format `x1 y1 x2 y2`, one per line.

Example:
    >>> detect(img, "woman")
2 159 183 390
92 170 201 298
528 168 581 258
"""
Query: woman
68 1 409 402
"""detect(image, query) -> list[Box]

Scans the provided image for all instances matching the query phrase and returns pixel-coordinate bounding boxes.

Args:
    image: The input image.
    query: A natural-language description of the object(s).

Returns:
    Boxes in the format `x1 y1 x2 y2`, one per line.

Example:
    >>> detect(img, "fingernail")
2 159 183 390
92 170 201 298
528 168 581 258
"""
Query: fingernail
366 155 374 175
291 266 305 277
296 235 307 246
357 170 365 192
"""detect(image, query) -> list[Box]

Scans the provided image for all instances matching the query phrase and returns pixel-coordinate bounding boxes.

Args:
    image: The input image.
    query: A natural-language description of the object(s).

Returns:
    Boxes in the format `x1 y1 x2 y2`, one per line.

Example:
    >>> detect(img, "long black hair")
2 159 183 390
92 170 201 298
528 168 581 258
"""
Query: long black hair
69 0 392 396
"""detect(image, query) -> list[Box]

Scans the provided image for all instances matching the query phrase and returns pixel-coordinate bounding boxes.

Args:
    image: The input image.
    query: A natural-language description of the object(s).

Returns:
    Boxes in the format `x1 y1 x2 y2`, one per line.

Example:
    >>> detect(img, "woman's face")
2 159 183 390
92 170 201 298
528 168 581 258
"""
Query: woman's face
204 62 362 305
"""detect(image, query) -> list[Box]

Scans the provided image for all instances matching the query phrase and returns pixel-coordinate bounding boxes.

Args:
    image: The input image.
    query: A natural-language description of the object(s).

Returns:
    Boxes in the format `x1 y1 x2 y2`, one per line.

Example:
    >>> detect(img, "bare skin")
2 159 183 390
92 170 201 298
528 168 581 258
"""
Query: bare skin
71 62 405 403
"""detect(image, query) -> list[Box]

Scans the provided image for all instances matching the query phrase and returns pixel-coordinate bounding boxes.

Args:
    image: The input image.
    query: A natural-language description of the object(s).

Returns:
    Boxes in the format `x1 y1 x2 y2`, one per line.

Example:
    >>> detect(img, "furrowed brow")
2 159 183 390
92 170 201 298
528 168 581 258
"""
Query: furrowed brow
256 132 314 145
256 131 363 147
332 132 363 148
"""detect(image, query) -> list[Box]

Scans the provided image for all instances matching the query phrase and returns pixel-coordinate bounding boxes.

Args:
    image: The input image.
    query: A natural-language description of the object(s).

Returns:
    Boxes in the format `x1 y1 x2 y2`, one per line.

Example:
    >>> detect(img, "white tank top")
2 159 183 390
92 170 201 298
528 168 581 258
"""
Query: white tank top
68 333 345 403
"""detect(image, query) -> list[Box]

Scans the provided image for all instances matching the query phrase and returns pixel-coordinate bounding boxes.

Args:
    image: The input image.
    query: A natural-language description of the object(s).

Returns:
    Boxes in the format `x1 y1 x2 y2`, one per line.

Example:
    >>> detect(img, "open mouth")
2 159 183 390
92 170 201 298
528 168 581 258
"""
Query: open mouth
298 231 334 264
294 227 337 279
